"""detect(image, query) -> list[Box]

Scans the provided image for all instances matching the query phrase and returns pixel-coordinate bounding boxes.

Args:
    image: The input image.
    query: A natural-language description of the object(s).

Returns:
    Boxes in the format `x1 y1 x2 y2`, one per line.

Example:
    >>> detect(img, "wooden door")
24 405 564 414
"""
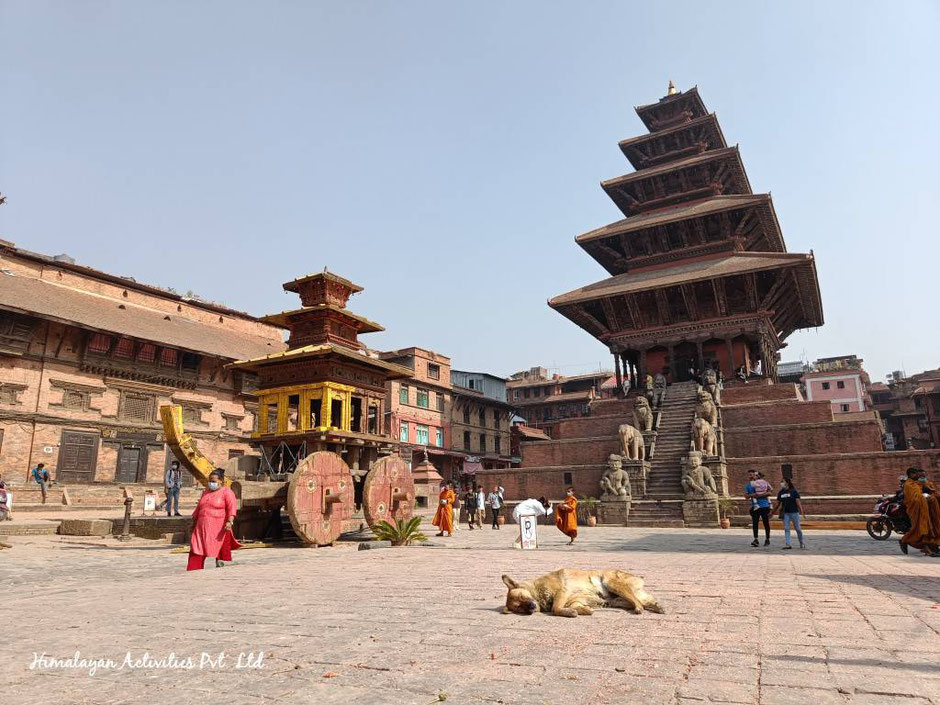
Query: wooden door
58 431 100 483
116 445 142 483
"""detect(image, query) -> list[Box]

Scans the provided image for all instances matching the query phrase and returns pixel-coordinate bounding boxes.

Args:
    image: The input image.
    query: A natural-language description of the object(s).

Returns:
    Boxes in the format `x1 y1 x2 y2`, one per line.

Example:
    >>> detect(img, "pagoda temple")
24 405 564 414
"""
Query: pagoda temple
549 84 823 387
228 270 411 477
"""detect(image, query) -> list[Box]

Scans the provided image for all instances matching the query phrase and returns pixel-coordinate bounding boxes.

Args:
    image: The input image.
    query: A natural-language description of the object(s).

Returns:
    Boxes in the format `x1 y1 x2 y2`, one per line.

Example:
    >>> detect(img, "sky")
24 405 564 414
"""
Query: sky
1 2 938 383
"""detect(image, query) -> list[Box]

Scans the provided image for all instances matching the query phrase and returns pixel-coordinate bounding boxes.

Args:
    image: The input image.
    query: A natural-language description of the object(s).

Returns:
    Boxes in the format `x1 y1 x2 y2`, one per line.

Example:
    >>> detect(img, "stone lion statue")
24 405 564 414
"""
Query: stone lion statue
701 368 721 405
599 454 631 501
691 417 717 456
694 390 718 426
618 423 646 461
681 452 717 498
633 396 654 432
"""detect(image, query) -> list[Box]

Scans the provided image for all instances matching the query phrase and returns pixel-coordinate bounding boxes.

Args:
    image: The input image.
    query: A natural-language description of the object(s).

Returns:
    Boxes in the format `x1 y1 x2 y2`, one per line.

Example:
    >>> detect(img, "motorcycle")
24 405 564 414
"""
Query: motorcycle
866 493 911 540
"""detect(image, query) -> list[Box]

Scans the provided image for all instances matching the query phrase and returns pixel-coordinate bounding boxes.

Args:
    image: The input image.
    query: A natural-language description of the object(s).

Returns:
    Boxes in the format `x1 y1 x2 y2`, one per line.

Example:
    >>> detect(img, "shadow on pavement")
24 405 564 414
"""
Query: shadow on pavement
804 573 940 602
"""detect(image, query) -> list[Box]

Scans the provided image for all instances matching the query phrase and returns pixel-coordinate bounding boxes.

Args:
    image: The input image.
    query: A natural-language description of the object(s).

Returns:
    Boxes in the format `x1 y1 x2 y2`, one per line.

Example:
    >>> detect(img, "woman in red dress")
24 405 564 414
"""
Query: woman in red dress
188 471 241 570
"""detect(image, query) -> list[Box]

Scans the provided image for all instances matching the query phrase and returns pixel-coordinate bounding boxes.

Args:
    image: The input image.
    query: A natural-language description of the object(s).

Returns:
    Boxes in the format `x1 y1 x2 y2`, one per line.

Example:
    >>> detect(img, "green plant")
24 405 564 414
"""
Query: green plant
370 516 427 546
717 497 736 519
578 496 599 522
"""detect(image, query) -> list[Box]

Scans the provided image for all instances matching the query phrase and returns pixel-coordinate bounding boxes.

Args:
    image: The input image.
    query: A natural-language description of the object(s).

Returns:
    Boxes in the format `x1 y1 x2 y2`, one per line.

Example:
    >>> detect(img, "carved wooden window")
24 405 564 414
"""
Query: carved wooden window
495 436 501 455
62 389 88 410
463 406 471 424
0 385 25 405
181 405 207 427
88 333 112 354
463 431 470 450
160 348 178 367
120 392 154 422
224 415 242 431
181 353 201 374
137 344 156 363
479 433 486 453
436 393 444 412
266 408 278 433
113 338 134 359
478 408 486 425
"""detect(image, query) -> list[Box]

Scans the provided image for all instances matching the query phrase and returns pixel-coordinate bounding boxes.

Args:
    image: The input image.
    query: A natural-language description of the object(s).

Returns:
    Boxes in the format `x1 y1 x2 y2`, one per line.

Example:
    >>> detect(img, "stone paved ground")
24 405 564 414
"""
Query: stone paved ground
3 523 940 705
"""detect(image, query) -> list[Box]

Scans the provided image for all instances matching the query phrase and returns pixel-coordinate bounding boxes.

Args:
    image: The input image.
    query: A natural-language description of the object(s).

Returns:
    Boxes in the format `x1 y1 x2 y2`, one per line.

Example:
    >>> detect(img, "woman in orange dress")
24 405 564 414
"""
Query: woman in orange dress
432 482 456 537
188 471 241 570
555 487 579 545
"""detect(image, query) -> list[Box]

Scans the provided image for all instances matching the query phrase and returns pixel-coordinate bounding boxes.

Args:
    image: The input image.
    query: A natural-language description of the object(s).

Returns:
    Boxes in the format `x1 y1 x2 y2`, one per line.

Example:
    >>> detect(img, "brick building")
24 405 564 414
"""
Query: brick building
871 369 940 450
449 370 513 477
506 368 611 437
0 241 284 484
801 355 871 415
380 347 459 476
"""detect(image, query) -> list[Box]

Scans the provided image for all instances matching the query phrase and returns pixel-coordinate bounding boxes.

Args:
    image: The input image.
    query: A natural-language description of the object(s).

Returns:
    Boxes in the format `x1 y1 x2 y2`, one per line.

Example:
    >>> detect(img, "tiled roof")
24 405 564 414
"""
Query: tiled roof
260 304 384 332
227 342 412 379
515 426 551 440
0 270 284 360
549 252 817 306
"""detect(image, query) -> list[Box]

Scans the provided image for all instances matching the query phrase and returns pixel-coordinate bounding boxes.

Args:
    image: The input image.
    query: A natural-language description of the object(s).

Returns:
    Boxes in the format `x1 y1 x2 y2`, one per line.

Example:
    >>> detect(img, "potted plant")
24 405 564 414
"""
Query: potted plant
717 497 735 529
370 517 427 546
579 497 599 527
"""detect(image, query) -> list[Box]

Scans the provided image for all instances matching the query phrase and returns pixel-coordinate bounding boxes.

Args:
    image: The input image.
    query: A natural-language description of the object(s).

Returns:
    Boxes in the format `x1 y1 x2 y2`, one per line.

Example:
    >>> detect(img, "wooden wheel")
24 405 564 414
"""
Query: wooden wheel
287 451 353 546
362 455 415 527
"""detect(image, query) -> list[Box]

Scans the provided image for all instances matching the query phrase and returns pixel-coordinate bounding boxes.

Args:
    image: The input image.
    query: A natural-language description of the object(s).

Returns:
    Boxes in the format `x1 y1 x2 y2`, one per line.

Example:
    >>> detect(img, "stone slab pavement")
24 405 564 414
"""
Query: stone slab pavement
2 522 940 705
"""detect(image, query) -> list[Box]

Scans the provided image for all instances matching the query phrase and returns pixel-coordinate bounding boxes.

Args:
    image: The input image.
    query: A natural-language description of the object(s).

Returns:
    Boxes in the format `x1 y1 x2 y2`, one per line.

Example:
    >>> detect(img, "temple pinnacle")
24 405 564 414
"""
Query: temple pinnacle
667 79 677 96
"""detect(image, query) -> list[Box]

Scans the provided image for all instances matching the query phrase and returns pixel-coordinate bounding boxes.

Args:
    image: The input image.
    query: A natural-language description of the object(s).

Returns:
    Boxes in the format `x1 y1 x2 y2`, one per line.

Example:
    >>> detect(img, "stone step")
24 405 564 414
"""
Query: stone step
623 519 685 528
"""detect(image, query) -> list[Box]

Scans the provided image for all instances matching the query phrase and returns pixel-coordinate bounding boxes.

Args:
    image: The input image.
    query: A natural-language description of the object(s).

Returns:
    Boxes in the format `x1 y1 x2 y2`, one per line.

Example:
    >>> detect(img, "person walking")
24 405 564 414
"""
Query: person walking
188 471 240 570
745 470 772 547
555 487 579 545
772 478 806 549
432 482 456 537
164 460 183 517
451 487 461 532
464 486 478 530
487 485 504 529
31 462 49 504
474 484 486 529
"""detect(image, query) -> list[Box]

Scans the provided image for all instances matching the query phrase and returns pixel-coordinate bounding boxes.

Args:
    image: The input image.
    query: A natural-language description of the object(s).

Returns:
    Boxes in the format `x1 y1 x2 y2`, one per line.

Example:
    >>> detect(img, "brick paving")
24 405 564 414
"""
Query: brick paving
3 523 940 705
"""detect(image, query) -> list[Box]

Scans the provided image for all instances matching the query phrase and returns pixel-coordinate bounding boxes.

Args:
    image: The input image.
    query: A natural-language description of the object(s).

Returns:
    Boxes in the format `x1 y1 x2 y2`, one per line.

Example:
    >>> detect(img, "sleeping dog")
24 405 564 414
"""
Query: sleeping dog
502 568 664 617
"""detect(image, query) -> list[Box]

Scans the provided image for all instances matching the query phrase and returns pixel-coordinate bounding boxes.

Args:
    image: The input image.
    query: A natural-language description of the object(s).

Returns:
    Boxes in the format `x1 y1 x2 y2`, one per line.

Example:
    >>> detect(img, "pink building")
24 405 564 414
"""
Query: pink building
802 365 869 414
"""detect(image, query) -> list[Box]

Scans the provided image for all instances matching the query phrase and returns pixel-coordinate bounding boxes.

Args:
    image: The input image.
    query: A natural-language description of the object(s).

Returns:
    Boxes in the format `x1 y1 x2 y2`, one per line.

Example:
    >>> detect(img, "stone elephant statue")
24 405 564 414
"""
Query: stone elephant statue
618 423 646 461
691 417 717 456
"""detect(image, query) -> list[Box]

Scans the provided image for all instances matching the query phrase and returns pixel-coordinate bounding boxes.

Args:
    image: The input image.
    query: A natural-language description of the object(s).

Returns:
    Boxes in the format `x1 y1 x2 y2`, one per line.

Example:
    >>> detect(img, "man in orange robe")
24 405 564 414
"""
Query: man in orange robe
555 487 579 545
432 483 456 537
900 467 940 557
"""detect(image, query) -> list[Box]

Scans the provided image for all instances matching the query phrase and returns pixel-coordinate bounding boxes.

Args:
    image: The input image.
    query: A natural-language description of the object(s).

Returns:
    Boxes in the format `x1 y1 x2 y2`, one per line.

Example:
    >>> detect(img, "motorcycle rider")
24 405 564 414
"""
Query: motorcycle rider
899 467 940 557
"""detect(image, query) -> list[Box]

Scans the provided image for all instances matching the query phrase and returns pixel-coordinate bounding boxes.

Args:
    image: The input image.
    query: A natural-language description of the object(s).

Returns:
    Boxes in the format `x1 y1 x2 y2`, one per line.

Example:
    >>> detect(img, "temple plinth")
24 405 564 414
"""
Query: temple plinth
549 86 823 386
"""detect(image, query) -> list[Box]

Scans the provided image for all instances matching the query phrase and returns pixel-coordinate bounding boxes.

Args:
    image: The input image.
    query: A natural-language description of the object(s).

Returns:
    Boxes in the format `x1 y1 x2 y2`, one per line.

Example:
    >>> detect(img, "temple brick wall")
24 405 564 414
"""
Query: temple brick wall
721 401 832 426
723 419 884 457
477 464 607 501
721 383 803 405
519 437 620 468
552 414 625 440
588 399 633 416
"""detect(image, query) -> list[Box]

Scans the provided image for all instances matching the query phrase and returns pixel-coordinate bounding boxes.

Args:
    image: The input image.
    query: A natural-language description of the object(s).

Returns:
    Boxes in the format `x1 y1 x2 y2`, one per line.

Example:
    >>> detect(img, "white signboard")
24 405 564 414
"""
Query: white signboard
519 514 538 550
143 491 157 512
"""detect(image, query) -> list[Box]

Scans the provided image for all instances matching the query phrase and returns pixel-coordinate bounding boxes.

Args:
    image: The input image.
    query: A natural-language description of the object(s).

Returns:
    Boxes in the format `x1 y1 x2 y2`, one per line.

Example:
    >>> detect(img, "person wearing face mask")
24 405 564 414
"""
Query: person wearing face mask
554 487 579 545
187 471 241 570
772 478 805 550
899 467 940 557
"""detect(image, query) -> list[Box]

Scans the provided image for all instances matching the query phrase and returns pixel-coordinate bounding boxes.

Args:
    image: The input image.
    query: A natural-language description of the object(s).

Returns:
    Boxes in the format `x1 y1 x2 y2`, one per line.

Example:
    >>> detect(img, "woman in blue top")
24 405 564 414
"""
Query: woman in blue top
772 478 806 549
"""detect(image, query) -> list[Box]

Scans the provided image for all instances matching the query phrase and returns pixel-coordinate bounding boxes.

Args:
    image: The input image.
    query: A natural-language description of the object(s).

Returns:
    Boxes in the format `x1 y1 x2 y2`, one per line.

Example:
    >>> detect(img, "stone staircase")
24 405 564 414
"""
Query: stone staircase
625 381 699 527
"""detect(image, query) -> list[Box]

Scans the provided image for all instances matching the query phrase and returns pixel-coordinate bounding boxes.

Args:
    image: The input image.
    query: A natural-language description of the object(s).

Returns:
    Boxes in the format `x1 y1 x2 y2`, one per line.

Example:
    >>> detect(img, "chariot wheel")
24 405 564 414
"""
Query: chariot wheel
362 455 415 527
287 451 354 546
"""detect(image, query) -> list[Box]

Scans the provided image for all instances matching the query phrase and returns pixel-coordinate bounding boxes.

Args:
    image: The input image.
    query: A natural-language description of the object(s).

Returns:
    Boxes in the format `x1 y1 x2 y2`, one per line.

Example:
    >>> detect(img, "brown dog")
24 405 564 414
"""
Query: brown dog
502 569 664 618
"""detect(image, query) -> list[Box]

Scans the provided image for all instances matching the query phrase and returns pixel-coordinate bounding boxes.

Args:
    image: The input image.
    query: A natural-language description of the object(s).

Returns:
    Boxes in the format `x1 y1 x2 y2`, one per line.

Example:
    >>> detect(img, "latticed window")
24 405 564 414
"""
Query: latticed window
181 405 203 426
62 389 87 410
160 348 178 367
0 386 22 405
224 415 242 431
136 344 156 363
88 333 111 354
266 409 278 433
121 393 153 422
113 338 134 359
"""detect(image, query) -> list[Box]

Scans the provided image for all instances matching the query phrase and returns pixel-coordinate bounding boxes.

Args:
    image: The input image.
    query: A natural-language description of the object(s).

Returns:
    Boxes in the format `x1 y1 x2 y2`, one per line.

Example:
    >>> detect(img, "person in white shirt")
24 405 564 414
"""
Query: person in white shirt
487 486 505 529
512 497 552 548
474 485 486 529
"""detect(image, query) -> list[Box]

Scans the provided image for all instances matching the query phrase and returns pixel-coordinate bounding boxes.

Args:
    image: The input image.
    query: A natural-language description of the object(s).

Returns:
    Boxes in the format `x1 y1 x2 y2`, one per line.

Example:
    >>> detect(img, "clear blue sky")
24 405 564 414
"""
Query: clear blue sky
1 2 937 382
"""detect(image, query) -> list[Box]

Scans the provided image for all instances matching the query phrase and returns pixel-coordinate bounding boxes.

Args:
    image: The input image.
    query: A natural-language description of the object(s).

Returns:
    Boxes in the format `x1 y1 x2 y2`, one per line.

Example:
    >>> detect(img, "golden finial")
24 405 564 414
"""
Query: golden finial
667 80 677 96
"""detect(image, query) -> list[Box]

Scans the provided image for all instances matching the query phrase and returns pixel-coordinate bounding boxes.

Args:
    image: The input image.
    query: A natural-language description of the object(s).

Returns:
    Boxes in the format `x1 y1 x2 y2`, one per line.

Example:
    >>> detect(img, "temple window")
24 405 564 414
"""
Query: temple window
350 396 363 432
160 348 178 368
330 397 343 428
286 394 300 431
87 333 112 354
367 404 378 434
478 408 485 425
399 422 409 442
479 433 486 452
113 338 134 359
309 397 321 428
137 343 156 363
463 406 471 424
